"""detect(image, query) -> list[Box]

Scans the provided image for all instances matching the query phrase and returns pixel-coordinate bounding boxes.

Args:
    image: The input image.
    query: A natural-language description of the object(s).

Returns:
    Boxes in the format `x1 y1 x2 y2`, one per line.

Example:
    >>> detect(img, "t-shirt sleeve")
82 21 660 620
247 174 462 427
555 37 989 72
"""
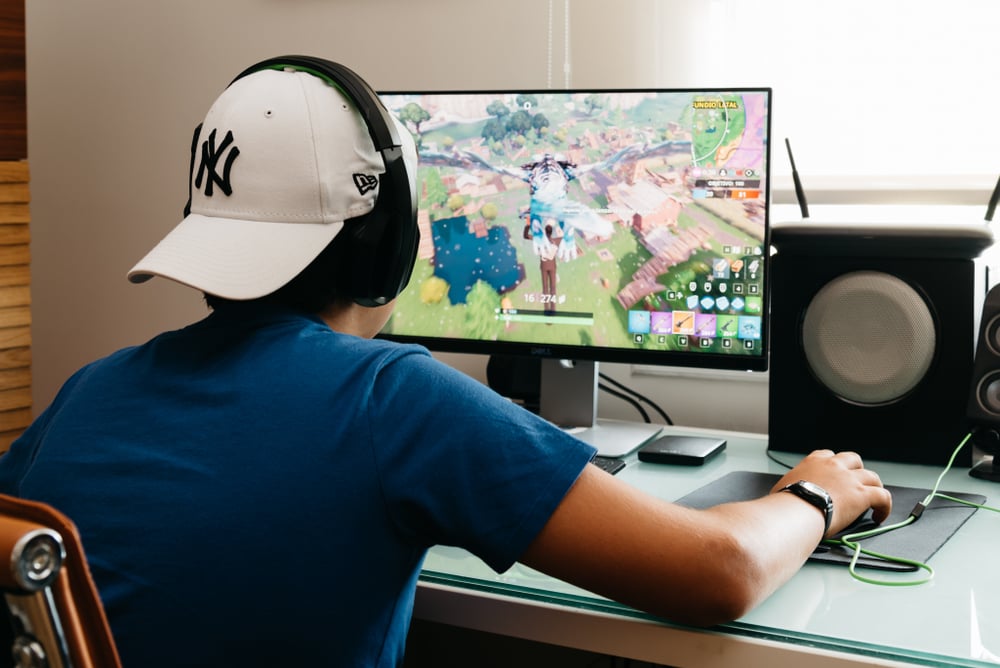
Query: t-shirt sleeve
0 366 90 495
367 349 596 573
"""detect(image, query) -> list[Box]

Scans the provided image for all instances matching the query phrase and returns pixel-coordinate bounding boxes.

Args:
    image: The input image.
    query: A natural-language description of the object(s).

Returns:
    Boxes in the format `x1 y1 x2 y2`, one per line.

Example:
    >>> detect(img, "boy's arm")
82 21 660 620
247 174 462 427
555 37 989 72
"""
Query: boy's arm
519 449 891 627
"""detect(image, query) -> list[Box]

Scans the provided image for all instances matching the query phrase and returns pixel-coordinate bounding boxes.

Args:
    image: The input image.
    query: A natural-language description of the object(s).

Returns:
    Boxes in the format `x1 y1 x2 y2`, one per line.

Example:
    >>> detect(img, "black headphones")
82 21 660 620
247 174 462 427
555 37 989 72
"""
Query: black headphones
189 55 419 307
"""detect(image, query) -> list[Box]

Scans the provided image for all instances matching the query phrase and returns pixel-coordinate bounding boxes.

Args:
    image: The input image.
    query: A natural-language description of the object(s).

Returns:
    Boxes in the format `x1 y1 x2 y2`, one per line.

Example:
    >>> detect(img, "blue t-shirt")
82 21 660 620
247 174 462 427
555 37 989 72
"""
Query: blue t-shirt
0 303 595 667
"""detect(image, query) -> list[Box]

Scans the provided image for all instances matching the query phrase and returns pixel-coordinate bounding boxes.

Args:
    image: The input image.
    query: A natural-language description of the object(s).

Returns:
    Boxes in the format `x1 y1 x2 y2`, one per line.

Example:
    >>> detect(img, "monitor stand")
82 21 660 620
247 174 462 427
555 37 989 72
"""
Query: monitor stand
968 430 1000 482
970 455 1000 482
539 359 662 458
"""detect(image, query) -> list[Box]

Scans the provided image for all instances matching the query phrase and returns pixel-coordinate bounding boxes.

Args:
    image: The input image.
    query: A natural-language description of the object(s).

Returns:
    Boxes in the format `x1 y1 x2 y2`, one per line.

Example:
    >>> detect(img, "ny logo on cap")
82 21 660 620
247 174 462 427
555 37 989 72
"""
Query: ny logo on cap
195 129 240 198
353 173 378 195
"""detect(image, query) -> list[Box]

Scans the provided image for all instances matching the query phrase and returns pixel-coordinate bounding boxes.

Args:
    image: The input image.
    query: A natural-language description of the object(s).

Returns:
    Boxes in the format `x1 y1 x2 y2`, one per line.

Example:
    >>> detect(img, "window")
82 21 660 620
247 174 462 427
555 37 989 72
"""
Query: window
663 0 1000 205
559 0 1000 206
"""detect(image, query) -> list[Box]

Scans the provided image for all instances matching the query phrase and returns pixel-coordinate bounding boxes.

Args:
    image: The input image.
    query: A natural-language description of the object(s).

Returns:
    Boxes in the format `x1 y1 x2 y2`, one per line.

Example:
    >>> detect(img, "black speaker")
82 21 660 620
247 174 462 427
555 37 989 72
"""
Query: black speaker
768 220 992 466
965 282 1000 480
229 55 419 307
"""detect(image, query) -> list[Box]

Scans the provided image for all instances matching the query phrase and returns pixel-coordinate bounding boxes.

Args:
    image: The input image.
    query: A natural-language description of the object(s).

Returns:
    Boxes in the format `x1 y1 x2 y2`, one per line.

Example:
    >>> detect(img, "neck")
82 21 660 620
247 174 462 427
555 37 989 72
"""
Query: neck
319 300 391 339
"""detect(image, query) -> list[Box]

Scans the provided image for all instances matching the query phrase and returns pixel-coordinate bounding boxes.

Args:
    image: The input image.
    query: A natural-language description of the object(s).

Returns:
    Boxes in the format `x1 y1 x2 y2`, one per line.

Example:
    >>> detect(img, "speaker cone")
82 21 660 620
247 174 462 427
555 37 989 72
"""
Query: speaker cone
801 271 936 406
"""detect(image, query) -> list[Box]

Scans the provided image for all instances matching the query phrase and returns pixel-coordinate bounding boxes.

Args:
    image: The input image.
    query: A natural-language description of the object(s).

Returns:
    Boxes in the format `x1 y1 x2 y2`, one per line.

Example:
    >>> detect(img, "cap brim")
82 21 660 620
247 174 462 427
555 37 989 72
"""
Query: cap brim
128 213 345 300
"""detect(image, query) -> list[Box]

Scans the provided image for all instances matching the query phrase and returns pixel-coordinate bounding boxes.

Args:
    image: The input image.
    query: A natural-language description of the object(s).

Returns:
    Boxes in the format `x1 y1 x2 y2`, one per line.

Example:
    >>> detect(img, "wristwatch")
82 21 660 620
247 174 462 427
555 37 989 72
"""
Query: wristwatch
780 480 833 537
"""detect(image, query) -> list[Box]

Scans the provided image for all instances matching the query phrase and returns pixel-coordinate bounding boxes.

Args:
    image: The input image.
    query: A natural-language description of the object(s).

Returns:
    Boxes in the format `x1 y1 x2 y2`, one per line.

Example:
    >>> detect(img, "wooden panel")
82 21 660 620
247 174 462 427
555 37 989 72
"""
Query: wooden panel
0 386 29 412
0 181 27 202
0 265 28 287
0 406 29 455
0 407 30 430
0 162 28 182
0 244 28 266
0 158 29 450
0 366 29 388
0 222 28 245
0 0 28 453
0 305 28 328
0 345 30 369
0 204 28 225
0 325 28 348
0 0 27 161
0 285 29 308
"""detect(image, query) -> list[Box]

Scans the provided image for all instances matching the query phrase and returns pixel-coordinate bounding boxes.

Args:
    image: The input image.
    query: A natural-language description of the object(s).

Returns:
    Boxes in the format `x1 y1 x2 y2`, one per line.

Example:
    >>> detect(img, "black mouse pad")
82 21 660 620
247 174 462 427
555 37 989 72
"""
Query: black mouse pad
675 471 987 571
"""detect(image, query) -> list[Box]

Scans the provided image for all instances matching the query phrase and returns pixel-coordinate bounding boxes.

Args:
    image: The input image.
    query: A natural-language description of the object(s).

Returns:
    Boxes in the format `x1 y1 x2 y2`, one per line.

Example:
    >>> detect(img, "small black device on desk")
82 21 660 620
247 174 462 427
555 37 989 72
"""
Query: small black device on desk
590 455 627 475
637 435 727 466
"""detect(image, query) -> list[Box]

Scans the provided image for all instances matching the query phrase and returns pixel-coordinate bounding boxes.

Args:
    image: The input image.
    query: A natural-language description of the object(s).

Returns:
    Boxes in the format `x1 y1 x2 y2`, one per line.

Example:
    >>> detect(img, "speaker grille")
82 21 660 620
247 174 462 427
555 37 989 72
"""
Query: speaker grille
970 310 1000 419
974 370 1000 416
801 271 935 405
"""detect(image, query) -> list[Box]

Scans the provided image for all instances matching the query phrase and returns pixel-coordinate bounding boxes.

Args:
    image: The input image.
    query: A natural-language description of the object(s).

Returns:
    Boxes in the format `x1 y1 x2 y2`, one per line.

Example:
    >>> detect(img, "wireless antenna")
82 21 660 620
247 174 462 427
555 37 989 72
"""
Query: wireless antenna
986 173 1000 222
784 138 809 219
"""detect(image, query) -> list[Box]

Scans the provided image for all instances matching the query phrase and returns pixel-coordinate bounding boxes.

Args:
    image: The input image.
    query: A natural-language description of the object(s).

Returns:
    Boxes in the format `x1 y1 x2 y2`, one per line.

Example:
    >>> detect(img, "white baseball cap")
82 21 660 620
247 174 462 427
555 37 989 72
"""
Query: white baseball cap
128 66 417 300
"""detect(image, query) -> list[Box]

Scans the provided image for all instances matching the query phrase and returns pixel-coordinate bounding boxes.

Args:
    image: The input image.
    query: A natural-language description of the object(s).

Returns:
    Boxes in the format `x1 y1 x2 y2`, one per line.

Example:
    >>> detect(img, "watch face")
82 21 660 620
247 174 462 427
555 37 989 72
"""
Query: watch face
783 480 834 535
799 480 829 499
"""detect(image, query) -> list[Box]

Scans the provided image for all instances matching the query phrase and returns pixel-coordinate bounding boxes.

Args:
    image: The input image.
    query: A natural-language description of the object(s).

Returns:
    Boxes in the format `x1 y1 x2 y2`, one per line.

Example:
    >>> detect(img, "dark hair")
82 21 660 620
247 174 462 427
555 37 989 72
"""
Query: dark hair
204 213 363 313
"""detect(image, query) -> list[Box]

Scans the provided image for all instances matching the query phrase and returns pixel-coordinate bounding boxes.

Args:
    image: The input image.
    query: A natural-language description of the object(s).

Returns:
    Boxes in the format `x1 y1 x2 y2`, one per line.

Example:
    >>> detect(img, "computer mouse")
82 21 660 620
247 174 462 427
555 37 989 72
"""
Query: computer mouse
814 509 878 552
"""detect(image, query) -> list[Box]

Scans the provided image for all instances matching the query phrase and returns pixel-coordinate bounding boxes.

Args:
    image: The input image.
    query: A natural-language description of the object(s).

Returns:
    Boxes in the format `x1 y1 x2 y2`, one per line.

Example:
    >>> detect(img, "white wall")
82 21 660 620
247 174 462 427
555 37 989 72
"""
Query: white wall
20 1 554 406
25 0 1000 433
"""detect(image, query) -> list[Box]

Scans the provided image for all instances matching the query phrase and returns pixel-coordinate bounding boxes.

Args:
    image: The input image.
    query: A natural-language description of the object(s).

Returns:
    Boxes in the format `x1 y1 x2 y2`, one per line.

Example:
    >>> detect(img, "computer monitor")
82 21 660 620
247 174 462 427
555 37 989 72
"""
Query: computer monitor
378 88 772 455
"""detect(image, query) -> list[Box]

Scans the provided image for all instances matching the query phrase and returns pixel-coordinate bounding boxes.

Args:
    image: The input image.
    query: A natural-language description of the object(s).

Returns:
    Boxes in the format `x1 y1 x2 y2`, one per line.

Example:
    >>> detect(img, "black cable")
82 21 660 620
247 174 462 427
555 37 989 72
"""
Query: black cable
765 449 795 470
986 172 1000 221
598 372 673 425
599 373 670 423
785 137 810 219
598 383 650 423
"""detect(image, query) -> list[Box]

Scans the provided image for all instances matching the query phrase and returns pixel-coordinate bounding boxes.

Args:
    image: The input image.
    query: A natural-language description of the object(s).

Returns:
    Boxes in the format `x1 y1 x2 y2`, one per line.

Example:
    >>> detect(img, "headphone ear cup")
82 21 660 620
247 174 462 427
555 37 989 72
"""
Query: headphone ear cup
345 142 419 306
345 182 420 307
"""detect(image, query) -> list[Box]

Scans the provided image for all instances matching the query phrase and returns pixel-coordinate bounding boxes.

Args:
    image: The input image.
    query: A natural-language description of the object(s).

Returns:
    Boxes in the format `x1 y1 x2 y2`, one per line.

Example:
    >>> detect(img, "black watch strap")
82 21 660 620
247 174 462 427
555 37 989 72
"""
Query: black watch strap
780 480 833 538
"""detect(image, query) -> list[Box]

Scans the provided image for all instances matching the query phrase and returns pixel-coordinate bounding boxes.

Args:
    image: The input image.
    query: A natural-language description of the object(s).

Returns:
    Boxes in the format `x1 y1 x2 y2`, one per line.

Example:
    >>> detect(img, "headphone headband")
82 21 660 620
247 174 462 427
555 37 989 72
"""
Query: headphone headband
232 56 403 154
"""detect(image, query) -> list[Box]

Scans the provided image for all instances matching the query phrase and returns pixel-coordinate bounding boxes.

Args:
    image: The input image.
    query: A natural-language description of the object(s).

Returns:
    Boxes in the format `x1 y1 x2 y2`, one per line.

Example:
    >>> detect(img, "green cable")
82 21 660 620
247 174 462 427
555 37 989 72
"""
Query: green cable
833 515 935 586
823 515 933 586
824 431 999 586
935 492 1000 512
921 432 971 505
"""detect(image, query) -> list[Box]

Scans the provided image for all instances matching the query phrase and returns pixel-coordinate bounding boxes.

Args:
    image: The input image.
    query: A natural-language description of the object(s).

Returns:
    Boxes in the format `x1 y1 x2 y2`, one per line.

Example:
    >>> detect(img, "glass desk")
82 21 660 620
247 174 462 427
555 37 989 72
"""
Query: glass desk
414 428 1000 667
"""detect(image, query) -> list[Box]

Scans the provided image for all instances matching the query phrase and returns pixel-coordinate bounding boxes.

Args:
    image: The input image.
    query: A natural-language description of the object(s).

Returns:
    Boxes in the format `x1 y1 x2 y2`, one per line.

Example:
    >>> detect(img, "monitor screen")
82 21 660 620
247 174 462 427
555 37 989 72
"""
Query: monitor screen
378 88 771 373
